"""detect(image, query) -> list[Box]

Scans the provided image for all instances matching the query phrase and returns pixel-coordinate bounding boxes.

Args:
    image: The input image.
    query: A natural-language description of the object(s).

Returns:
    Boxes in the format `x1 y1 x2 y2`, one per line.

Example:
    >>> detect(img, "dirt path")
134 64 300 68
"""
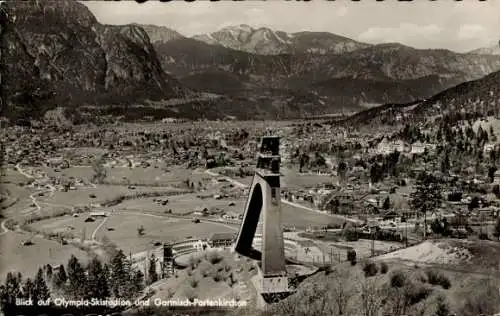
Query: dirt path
0 219 10 235
91 217 108 240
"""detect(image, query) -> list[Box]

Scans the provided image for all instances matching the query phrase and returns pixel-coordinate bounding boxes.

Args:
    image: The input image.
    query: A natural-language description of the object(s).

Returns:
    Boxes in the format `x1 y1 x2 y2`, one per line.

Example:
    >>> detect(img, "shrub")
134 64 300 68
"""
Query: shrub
390 270 407 288
188 277 198 288
345 229 359 241
213 271 224 282
207 251 223 265
380 262 389 274
425 270 451 289
347 249 356 264
185 288 197 302
363 262 378 277
227 273 237 287
137 225 145 236
435 295 450 316
201 267 211 278
479 233 489 240
405 282 433 306
188 256 198 269
461 280 500 316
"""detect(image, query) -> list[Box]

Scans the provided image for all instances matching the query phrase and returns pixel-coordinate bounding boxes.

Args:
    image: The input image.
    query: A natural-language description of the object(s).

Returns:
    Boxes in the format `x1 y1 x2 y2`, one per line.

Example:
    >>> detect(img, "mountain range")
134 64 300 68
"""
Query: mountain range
345 69 500 127
148 25 500 118
192 24 371 55
469 42 500 56
2 0 189 122
2 0 500 123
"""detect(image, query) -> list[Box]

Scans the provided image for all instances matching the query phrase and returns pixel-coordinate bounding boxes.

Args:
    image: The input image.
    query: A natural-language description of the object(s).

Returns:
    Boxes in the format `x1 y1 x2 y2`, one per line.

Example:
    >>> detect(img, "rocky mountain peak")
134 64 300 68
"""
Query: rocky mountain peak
3 0 187 121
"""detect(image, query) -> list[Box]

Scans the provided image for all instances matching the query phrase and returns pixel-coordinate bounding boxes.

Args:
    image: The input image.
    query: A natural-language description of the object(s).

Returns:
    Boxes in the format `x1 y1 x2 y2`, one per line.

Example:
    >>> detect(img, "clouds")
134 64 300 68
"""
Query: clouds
457 24 488 41
358 23 442 44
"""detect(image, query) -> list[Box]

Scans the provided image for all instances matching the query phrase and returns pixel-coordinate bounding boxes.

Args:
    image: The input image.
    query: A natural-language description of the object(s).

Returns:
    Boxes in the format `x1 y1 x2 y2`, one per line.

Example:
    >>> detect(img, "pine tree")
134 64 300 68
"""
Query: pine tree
86 257 110 300
67 255 87 298
91 155 107 184
410 172 443 239
490 148 497 162
1 272 22 307
488 165 498 183
382 196 390 210
435 295 450 316
147 254 159 285
22 278 35 300
52 264 67 289
494 217 500 238
132 270 145 293
440 150 450 174
103 263 110 284
45 264 53 282
33 268 50 305
110 250 129 298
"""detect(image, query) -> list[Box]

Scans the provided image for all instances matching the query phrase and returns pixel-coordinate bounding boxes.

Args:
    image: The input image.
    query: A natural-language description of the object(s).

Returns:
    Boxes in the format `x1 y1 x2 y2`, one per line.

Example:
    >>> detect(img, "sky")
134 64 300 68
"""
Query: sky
82 1 500 53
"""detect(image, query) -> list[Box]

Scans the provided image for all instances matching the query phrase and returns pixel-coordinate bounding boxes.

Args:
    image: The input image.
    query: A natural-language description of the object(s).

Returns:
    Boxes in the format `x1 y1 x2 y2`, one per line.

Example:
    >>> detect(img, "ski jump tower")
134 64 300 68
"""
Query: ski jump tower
234 136 293 302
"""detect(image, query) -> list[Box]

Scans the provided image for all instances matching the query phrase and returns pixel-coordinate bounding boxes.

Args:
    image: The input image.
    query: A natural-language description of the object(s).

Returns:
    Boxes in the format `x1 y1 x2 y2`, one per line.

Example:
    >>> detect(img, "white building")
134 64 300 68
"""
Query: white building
410 141 425 154
376 138 410 154
484 143 496 153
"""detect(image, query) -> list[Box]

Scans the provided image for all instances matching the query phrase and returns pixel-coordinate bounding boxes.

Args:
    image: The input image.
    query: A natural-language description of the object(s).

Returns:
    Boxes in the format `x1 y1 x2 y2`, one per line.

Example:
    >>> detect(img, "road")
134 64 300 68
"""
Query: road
0 165 60 236
0 219 10 235
204 169 362 224
15 163 34 179
91 217 108 240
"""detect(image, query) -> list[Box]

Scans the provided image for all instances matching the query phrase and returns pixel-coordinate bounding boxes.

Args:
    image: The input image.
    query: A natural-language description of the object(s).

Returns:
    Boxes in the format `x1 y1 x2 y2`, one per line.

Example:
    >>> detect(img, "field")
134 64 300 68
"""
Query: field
1 186 36 219
115 189 343 229
40 165 94 180
289 231 403 261
281 167 336 189
0 232 90 283
236 176 254 186
117 193 245 216
252 237 326 264
105 166 202 186
1 168 32 185
27 212 102 239
37 184 177 208
330 239 403 258
93 213 238 254
40 165 205 187
1 169 39 218
280 204 346 228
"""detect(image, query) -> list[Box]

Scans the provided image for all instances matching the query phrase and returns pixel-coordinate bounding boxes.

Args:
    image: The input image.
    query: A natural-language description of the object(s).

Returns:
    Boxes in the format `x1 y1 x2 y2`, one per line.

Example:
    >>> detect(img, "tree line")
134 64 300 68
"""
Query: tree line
0 249 159 315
